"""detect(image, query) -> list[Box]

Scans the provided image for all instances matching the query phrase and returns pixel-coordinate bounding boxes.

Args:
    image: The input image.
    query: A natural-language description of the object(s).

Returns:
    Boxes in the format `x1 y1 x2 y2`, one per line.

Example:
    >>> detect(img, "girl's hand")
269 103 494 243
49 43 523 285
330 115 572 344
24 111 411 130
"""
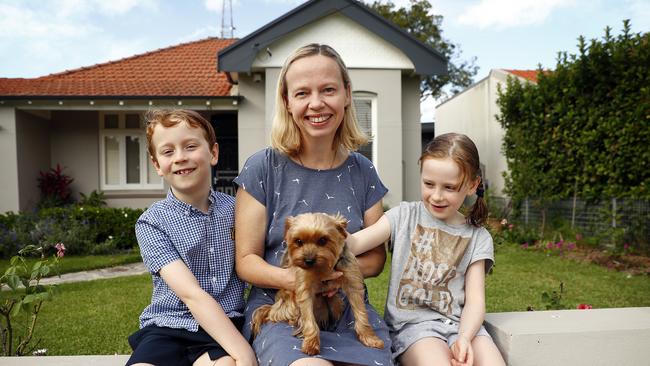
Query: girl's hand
451 335 474 366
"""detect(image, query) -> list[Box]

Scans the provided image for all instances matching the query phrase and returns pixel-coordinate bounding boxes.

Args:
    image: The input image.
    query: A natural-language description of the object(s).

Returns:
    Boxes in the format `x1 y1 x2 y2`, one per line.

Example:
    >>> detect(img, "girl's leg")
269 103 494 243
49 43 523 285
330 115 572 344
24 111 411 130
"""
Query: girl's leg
291 358 334 366
398 337 452 366
471 335 506 366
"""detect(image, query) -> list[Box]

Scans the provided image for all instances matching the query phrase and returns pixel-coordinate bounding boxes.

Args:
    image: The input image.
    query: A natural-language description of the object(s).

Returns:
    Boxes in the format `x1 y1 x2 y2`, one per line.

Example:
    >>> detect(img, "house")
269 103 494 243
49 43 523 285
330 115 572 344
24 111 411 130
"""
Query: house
434 69 538 198
0 0 447 213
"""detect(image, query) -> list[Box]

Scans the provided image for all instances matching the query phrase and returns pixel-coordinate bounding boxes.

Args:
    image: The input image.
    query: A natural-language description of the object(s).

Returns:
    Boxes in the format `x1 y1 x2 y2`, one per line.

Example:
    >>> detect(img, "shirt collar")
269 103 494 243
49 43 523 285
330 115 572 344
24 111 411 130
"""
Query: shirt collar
165 188 218 216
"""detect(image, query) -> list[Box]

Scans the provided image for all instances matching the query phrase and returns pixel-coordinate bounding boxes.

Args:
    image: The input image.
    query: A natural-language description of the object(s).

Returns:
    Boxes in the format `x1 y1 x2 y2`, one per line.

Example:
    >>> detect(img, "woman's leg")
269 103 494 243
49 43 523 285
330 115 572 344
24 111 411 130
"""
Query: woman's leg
471 335 506 366
399 337 452 366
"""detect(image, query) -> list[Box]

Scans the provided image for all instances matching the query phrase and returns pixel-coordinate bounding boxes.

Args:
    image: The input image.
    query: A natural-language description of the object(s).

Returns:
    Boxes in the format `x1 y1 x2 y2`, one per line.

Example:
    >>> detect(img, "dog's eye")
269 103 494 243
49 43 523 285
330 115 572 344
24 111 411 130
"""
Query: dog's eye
317 237 328 246
295 239 303 246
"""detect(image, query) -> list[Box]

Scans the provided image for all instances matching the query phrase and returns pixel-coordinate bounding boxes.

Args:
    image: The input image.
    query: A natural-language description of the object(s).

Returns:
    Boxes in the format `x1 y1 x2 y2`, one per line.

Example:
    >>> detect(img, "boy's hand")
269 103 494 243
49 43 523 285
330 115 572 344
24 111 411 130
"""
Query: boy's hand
451 335 474 366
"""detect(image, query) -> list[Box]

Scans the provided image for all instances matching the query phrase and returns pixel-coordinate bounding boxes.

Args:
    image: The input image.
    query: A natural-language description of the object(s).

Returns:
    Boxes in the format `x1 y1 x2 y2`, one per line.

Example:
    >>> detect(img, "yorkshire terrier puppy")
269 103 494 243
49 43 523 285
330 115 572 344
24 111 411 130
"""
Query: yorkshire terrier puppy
251 212 384 355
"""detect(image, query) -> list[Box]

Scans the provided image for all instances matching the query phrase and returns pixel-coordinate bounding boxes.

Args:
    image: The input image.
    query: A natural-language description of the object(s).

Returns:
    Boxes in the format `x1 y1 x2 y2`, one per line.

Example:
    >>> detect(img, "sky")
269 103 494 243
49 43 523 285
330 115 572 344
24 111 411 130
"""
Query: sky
1 0 648 121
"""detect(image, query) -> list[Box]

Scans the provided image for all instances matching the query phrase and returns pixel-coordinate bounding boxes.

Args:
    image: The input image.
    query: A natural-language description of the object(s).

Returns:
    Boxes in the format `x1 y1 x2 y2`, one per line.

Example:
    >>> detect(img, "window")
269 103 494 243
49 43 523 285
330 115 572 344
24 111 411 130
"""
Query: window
353 92 377 162
99 112 163 190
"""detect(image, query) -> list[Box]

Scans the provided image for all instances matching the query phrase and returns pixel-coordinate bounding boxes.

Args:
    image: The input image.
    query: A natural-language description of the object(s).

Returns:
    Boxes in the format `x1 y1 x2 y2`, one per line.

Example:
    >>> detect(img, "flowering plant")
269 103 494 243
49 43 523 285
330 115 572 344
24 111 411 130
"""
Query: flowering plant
0 243 64 356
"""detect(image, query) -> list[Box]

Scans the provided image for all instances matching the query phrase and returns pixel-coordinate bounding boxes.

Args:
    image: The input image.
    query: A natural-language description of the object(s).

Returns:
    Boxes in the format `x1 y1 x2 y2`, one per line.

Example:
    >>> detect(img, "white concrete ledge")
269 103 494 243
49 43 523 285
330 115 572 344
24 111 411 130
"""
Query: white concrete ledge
484 307 650 366
0 355 129 365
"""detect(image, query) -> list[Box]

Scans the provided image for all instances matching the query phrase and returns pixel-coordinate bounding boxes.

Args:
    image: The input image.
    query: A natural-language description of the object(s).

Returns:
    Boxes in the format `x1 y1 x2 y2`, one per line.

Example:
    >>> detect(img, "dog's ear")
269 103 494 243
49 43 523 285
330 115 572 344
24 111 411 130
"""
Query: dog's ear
332 214 348 237
284 215 295 237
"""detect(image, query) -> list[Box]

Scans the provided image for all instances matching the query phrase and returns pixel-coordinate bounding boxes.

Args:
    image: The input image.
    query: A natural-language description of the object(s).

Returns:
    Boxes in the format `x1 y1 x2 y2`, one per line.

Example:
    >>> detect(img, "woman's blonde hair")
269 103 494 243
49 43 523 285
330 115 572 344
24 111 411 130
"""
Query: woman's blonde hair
270 43 368 156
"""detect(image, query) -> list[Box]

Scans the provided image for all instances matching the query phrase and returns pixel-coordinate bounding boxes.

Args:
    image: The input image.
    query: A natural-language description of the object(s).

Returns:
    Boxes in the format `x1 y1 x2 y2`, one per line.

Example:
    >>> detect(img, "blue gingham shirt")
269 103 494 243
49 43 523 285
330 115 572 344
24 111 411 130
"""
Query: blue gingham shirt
136 189 245 331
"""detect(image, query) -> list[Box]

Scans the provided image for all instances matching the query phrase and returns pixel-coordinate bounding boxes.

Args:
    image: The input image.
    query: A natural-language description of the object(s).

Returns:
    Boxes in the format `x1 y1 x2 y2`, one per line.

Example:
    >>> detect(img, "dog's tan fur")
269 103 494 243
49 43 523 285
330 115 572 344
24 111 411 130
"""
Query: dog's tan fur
251 212 384 355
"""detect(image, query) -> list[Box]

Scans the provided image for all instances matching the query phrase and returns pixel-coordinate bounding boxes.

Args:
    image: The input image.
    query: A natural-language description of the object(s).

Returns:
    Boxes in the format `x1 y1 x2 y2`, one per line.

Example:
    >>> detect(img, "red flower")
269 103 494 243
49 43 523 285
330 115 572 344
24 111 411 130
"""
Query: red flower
577 303 592 310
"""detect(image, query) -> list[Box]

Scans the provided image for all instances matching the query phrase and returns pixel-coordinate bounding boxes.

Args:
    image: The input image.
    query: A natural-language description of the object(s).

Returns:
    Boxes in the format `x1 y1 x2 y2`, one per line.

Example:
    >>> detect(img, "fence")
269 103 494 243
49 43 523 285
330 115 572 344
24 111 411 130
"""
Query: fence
514 198 649 248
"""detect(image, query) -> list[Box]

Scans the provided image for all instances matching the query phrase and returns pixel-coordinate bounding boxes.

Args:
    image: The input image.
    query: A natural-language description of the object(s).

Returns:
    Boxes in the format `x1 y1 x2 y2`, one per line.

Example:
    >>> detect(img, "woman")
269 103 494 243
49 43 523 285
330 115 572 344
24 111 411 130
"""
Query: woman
234 44 393 366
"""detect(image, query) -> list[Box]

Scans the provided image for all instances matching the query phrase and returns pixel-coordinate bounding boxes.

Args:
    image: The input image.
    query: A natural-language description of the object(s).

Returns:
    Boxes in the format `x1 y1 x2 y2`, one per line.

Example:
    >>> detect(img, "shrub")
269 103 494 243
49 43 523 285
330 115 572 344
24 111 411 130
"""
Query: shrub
37 164 74 208
0 207 143 258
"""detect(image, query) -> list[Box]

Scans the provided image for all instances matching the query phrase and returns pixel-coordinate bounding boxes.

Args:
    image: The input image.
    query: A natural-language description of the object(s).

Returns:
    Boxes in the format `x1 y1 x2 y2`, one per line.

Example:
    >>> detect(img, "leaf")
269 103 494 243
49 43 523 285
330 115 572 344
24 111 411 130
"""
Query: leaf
4 274 20 290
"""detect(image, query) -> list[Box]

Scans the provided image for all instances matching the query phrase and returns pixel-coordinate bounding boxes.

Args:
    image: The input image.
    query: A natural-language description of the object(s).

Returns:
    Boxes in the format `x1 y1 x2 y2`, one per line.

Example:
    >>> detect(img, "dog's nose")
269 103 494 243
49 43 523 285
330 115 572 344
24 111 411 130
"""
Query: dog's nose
304 258 316 266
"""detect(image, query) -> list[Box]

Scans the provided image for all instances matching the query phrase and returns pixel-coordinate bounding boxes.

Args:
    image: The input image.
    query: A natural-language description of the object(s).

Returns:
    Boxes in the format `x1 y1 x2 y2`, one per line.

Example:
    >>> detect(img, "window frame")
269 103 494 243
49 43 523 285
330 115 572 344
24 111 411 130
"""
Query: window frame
98 112 163 191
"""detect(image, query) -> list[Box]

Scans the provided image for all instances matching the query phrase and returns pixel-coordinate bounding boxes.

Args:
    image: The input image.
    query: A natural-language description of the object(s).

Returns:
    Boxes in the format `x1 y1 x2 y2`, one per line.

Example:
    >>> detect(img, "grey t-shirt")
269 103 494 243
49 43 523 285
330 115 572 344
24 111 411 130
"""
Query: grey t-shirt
384 201 494 332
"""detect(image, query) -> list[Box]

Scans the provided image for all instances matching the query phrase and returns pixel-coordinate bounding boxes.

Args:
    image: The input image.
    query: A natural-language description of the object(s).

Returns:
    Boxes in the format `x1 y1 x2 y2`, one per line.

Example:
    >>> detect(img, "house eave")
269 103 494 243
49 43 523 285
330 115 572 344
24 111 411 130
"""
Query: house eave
218 0 447 76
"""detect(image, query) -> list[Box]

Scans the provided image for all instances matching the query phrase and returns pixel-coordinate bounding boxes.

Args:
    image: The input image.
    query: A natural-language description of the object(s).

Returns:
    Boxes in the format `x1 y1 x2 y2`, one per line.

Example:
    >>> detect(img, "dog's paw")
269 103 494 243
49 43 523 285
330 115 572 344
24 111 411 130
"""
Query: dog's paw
301 337 321 355
359 333 384 349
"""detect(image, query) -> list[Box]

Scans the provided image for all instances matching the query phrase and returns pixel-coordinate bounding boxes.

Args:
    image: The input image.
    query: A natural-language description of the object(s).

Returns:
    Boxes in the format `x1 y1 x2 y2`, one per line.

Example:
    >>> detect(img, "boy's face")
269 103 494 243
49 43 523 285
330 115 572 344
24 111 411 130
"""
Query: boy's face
151 121 218 197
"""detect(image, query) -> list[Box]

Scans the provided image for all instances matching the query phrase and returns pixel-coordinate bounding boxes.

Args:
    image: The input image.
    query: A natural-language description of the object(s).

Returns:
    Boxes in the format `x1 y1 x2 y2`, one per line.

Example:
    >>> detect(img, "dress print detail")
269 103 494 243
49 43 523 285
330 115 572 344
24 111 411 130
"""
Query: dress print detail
326 193 335 199
292 178 300 184
397 224 469 315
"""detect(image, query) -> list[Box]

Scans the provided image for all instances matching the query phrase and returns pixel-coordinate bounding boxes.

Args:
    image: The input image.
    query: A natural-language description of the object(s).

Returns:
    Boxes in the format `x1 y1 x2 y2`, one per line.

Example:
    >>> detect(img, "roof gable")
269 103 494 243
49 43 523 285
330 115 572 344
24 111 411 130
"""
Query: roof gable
0 38 235 98
218 0 447 76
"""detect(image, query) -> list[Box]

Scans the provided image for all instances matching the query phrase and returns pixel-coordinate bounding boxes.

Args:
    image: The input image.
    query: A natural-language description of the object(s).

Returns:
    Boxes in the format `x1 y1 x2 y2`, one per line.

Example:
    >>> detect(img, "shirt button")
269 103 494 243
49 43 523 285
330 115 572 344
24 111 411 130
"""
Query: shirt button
209 248 214 253
212 277 217 282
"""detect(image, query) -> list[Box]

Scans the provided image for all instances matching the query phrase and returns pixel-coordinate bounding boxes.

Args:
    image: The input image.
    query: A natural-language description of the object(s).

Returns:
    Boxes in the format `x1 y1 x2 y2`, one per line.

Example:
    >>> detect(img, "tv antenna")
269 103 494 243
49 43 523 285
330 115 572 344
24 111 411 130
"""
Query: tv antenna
221 0 235 38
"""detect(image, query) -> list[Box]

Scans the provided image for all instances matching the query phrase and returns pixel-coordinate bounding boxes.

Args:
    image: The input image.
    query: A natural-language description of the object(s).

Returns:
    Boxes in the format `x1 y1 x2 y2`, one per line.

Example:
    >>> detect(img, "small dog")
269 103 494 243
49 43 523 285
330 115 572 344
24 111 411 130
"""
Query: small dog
251 212 384 355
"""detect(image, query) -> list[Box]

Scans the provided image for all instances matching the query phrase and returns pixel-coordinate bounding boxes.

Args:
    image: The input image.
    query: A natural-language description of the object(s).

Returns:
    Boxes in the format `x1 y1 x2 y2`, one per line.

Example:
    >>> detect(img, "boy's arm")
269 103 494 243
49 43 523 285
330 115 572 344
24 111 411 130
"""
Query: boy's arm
451 259 487 365
348 214 391 256
160 260 257 366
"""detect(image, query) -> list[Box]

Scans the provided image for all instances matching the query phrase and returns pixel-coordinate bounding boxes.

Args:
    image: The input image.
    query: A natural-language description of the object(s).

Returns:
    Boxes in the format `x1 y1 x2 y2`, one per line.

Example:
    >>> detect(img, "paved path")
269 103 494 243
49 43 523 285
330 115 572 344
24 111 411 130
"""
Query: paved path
38 262 148 286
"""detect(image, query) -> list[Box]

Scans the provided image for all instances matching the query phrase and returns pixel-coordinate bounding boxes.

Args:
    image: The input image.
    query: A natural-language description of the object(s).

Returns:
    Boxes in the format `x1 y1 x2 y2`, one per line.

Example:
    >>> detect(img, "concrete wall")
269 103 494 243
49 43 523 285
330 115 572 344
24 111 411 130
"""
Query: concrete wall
50 111 100 201
401 75 422 203
351 69 403 207
238 73 269 170
16 110 51 211
0 108 20 212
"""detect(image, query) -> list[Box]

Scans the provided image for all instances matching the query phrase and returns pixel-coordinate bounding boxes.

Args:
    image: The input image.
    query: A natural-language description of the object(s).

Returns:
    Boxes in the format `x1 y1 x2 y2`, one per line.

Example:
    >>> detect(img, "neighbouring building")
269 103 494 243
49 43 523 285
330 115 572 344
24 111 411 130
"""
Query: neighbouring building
435 69 537 198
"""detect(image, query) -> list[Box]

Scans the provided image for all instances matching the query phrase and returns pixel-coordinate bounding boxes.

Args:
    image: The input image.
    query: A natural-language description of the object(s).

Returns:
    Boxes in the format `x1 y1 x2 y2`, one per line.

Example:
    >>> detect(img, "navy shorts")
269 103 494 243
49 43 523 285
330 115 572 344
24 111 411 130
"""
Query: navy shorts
126 317 244 366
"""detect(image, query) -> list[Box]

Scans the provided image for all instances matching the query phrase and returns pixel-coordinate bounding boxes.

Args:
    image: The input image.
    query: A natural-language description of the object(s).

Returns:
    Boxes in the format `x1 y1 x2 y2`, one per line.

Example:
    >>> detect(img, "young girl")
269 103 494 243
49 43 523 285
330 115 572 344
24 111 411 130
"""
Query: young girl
348 133 506 366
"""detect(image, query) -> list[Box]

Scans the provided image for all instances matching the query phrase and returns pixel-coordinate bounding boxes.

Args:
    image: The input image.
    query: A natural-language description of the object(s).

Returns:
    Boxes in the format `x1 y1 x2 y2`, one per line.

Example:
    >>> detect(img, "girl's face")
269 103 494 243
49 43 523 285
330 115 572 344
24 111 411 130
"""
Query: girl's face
420 157 479 225
284 54 350 145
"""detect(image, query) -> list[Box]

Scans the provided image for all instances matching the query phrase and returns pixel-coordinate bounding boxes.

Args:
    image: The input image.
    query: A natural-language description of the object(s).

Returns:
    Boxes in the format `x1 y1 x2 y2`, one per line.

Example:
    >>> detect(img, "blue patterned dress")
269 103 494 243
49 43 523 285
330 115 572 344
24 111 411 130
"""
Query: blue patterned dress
234 147 393 366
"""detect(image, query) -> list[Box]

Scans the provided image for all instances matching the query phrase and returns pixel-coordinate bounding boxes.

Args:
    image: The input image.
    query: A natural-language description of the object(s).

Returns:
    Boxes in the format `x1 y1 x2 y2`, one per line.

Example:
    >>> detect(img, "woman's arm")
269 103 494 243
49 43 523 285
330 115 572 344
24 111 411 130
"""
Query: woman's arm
235 188 295 291
355 200 387 278
160 260 257 366
451 259 487 365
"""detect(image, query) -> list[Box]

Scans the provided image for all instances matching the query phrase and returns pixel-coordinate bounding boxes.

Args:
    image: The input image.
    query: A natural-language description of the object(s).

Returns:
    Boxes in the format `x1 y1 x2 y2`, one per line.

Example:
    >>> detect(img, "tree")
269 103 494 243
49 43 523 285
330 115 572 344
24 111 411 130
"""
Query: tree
368 0 478 99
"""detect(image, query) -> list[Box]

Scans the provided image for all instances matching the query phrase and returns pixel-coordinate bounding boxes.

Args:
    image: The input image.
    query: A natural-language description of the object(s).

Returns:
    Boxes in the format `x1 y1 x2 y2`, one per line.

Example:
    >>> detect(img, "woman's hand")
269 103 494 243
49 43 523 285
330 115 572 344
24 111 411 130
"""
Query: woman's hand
317 271 343 297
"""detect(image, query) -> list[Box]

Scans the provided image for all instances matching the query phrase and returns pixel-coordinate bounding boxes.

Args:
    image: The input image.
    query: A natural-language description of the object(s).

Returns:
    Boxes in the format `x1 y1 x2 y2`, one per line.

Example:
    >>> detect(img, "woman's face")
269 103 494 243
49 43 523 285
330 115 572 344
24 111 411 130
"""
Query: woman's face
284 54 350 145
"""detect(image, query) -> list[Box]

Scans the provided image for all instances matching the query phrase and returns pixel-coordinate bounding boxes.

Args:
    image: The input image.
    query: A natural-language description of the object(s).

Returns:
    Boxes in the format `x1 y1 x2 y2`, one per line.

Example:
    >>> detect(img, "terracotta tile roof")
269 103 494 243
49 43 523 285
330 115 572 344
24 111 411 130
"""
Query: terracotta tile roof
0 38 236 97
504 69 539 83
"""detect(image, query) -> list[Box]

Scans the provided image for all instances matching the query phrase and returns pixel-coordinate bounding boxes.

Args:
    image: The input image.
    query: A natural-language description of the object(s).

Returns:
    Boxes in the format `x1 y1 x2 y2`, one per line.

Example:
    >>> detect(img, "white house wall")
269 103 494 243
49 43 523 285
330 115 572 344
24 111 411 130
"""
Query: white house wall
401 75 422 203
251 13 415 71
0 108 20 212
16 110 51 211
238 73 269 170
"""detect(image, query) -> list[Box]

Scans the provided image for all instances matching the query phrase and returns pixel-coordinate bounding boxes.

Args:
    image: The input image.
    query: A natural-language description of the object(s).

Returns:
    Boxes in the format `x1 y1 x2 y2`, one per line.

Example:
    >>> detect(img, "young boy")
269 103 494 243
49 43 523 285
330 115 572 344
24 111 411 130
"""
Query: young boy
126 109 256 366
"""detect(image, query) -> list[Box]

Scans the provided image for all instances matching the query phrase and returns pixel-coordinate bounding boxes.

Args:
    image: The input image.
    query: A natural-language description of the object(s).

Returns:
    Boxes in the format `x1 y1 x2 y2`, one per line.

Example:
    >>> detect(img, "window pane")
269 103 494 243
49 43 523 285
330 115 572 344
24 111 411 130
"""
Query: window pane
104 136 120 185
104 114 119 129
125 114 141 129
126 136 140 184
353 99 373 161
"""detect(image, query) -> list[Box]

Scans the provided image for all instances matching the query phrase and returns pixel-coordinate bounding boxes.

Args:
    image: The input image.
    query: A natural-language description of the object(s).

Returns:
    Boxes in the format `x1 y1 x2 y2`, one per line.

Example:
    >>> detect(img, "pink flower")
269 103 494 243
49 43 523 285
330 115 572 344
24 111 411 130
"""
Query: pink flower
623 243 630 250
508 224 514 230
55 243 66 258
546 242 553 249
577 303 592 310
575 233 582 241
521 243 529 249
568 242 576 250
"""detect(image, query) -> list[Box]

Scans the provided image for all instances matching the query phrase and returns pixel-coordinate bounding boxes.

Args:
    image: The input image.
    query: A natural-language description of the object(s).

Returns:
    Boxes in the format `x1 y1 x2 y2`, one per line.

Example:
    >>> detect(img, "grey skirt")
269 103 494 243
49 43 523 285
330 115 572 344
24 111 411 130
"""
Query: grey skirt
244 287 394 366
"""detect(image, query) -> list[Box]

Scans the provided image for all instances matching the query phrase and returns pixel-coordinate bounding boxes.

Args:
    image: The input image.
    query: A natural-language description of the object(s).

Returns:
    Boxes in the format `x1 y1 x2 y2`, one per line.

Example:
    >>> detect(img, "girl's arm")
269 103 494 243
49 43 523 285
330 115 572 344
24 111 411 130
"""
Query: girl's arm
160 260 257 366
354 200 390 278
451 259 487 366
235 188 295 291
348 214 391 256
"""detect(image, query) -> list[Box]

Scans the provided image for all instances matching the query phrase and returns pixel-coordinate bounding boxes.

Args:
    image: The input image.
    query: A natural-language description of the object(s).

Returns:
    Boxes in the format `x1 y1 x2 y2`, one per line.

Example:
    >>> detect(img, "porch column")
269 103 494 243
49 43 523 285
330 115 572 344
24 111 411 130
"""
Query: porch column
0 108 20 212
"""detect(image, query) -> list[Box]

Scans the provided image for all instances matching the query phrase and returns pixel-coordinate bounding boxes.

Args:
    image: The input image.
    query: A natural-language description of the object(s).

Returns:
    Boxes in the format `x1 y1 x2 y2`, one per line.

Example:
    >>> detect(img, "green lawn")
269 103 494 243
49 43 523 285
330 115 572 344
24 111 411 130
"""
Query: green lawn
3 245 649 355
